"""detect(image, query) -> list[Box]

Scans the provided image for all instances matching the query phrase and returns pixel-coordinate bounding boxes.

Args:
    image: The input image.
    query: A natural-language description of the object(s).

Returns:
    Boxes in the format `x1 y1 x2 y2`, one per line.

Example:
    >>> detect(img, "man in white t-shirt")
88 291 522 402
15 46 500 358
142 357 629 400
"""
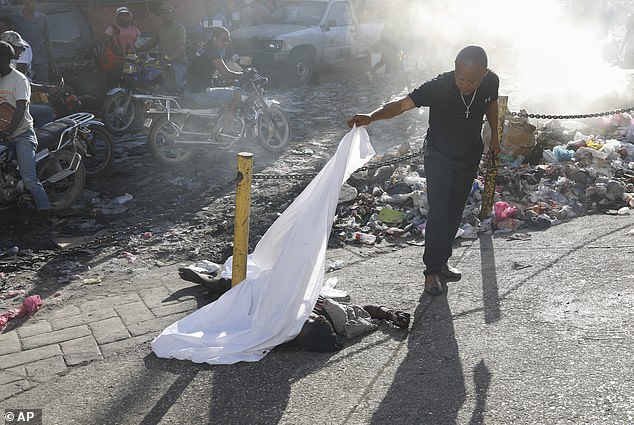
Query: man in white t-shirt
0 40 50 212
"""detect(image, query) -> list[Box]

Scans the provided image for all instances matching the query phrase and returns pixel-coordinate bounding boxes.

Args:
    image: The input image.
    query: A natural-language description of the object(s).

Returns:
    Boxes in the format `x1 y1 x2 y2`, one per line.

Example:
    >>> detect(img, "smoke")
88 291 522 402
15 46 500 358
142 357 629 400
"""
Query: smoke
382 0 633 115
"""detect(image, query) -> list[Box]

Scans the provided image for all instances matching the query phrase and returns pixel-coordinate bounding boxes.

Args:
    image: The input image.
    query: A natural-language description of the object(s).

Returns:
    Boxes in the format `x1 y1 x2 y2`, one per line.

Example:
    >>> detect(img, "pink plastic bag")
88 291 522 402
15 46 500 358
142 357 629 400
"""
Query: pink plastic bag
493 201 518 230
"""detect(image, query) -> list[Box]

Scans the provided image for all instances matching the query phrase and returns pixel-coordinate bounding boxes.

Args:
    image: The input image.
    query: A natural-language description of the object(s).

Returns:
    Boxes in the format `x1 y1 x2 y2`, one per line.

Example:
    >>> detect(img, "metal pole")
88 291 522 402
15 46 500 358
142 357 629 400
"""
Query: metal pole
232 152 253 286
480 96 508 219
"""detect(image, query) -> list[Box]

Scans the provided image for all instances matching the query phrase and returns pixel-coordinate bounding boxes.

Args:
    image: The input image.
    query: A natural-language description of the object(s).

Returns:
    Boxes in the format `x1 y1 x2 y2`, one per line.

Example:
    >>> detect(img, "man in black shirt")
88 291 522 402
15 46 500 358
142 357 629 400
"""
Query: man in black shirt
184 26 244 135
347 45 500 296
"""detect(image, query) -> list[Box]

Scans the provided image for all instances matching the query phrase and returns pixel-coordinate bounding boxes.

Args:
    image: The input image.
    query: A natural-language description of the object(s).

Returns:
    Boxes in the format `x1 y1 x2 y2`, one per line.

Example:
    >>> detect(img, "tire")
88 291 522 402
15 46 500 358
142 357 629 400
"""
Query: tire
83 125 113 177
37 150 86 211
257 104 291 153
147 115 196 165
102 92 137 134
285 50 314 86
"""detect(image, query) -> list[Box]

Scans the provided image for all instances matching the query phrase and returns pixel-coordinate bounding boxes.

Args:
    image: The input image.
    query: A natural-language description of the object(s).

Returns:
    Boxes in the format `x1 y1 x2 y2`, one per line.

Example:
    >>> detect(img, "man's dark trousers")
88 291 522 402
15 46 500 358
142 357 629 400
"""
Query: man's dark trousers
423 156 479 276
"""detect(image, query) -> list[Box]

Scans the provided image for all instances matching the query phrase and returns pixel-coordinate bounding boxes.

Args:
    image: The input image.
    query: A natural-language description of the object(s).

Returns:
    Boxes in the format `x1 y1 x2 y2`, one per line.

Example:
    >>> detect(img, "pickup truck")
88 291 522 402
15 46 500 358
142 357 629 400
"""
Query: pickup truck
230 0 383 86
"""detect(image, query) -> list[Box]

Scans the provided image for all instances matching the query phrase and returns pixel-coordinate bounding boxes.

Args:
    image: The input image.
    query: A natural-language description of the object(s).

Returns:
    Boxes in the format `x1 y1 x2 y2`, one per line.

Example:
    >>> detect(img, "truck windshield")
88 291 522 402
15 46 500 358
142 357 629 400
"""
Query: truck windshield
272 1 327 26
47 10 81 43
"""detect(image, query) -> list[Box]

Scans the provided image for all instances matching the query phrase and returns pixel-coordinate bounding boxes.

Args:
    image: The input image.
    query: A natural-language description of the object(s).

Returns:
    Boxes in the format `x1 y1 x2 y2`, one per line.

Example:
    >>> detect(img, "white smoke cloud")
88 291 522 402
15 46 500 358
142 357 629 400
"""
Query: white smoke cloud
380 0 633 114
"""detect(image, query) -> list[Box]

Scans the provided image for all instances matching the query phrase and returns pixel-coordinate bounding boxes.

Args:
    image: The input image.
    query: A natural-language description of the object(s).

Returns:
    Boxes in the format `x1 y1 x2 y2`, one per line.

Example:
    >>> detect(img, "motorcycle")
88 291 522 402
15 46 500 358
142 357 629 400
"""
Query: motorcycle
31 79 114 178
1 115 87 211
102 54 173 135
146 69 291 165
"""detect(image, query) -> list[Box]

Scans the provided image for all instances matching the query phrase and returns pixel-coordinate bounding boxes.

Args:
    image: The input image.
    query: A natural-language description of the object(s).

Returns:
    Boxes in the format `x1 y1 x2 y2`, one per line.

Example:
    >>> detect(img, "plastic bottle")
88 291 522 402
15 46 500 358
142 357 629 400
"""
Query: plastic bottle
347 232 376 244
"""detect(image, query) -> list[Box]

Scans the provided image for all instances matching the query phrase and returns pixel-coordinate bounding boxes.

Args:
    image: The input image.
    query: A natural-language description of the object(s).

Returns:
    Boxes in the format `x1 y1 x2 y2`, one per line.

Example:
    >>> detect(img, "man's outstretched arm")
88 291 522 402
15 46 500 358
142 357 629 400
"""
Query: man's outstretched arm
347 95 416 128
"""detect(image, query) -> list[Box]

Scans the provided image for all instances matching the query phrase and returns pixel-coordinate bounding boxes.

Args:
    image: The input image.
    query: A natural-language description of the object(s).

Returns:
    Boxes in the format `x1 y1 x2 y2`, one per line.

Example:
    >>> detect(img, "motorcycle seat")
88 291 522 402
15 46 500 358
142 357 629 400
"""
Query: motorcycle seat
177 97 206 109
36 118 78 150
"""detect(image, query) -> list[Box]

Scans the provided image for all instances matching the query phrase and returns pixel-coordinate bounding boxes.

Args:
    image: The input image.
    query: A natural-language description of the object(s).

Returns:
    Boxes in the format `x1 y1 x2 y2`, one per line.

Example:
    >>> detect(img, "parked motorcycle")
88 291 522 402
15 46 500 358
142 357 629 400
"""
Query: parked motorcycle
102 54 173 135
1 116 86 211
31 80 114 178
146 69 290 165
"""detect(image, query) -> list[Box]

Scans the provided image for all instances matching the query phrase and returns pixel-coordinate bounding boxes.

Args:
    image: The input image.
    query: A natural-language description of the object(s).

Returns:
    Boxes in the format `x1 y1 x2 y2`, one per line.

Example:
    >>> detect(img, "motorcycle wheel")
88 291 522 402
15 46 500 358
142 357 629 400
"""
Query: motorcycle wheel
148 115 196 165
83 125 113 177
102 92 138 134
257 104 291 153
37 150 86 211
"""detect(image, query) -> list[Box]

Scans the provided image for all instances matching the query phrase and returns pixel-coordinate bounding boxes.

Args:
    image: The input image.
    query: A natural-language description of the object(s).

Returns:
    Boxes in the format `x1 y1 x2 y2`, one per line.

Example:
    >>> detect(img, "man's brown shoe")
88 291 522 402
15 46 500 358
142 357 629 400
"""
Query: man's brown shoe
424 274 443 296
440 264 462 281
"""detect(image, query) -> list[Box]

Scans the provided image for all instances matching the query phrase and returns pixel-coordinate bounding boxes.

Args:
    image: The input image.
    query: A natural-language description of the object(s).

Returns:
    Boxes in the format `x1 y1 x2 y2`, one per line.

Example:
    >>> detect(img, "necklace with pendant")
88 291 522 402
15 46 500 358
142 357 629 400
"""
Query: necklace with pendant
460 87 478 118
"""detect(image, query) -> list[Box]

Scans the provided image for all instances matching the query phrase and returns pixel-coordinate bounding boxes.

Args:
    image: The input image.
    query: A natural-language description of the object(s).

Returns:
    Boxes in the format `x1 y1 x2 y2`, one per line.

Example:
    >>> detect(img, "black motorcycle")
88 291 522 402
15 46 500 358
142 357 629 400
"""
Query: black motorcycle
1 118 86 211
146 69 290 165
102 54 173 135
32 80 114 178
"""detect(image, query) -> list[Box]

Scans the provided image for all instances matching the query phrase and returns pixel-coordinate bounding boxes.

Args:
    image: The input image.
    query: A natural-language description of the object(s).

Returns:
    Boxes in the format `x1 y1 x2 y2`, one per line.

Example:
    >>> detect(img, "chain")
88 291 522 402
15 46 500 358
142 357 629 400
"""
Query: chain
252 172 315 180
508 106 634 120
358 150 424 171
252 149 425 182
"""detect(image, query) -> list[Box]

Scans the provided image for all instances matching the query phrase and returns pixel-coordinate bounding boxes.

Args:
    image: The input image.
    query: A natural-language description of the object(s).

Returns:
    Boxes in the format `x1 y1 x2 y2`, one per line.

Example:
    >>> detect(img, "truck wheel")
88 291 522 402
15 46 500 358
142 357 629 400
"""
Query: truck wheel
286 51 314 86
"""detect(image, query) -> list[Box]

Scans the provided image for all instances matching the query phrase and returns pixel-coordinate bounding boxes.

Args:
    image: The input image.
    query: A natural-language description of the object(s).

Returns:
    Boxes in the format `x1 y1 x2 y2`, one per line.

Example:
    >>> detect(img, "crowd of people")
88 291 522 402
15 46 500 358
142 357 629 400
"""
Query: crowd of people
0 0 276 221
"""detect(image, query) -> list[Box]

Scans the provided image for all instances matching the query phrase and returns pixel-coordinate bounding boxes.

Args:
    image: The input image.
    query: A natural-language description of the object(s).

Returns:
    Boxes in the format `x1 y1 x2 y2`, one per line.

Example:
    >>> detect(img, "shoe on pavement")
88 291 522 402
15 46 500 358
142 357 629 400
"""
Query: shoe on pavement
424 274 443 296
440 264 462 281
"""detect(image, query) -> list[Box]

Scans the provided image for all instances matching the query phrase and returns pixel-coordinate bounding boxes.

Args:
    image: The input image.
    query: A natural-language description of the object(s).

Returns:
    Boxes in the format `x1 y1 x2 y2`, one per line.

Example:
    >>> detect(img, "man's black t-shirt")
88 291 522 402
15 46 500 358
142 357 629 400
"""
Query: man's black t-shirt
408 70 499 167
186 42 223 92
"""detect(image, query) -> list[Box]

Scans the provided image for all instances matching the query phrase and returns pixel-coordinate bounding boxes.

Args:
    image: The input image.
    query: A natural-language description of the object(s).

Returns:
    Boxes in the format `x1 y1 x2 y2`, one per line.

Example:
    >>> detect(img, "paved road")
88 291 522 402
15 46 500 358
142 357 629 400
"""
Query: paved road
1 213 632 424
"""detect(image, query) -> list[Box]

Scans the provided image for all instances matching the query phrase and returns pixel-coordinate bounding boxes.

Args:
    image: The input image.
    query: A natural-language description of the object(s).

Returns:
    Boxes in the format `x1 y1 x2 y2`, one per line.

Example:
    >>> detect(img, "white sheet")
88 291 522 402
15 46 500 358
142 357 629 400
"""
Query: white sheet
151 127 375 364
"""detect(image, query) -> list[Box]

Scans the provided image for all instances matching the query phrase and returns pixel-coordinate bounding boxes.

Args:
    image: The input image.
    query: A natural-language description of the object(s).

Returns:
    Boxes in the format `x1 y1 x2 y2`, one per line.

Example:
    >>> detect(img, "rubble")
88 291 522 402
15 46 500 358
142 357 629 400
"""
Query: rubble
333 112 634 246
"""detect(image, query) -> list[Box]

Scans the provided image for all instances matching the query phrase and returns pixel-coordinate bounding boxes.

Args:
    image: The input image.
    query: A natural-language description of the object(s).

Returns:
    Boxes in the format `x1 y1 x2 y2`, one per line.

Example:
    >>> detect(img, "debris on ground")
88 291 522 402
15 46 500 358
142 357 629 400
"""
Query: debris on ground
332 112 634 246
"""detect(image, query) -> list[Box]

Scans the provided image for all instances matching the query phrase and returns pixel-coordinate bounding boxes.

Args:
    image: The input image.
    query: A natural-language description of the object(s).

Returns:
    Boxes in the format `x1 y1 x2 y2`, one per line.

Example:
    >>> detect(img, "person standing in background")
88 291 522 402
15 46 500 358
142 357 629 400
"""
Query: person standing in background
137 3 188 89
104 6 141 56
12 0 57 83
201 0 231 34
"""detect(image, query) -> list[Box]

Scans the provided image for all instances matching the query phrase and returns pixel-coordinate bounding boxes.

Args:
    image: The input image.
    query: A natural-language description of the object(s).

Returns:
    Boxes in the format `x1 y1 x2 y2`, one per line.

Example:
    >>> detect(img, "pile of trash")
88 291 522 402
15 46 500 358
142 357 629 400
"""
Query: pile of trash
333 112 634 245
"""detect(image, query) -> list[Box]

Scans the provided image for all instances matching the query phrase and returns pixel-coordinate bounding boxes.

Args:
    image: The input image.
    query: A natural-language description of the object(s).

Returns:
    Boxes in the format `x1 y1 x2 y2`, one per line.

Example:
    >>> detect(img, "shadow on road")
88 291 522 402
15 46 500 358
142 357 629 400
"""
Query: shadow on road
468 359 492 425
370 295 465 425
479 235 501 324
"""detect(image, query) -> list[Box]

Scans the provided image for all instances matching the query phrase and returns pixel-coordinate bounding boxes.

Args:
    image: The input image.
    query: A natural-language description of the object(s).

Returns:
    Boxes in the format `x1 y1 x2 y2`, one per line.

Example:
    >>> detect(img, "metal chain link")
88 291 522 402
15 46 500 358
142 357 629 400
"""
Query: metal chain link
509 106 634 120
252 150 425 182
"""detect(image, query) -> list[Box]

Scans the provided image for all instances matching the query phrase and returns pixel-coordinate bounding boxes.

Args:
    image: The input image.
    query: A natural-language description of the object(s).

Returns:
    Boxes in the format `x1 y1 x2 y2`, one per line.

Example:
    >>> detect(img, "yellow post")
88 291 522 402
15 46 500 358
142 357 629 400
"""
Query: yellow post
480 96 508 219
232 152 253 286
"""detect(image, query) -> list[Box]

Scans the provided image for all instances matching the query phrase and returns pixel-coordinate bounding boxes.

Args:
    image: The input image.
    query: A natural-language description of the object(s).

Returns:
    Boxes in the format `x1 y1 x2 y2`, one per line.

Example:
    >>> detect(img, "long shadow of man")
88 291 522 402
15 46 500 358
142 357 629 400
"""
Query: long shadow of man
371 294 465 425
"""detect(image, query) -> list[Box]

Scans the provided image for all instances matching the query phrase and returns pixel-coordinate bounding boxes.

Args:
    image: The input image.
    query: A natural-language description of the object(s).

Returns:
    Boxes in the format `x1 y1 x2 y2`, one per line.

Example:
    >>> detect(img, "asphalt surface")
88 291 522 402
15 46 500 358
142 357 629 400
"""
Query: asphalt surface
1 212 632 424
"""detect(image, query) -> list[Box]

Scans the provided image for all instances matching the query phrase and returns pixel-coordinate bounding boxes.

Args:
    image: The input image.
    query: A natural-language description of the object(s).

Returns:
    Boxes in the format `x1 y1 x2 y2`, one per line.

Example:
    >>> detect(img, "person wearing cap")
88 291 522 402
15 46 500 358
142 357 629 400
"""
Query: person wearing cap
137 3 188 88
104 6 141 56
0 40 50 213
185 26 244 136
0 29 54 127
0 30 32 77
11 0 57 83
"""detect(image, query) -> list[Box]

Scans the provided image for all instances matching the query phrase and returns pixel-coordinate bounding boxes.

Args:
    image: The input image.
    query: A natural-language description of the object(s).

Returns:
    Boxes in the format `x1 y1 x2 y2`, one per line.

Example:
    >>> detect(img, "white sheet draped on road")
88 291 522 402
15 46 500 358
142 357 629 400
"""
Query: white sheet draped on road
151 127 375 364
